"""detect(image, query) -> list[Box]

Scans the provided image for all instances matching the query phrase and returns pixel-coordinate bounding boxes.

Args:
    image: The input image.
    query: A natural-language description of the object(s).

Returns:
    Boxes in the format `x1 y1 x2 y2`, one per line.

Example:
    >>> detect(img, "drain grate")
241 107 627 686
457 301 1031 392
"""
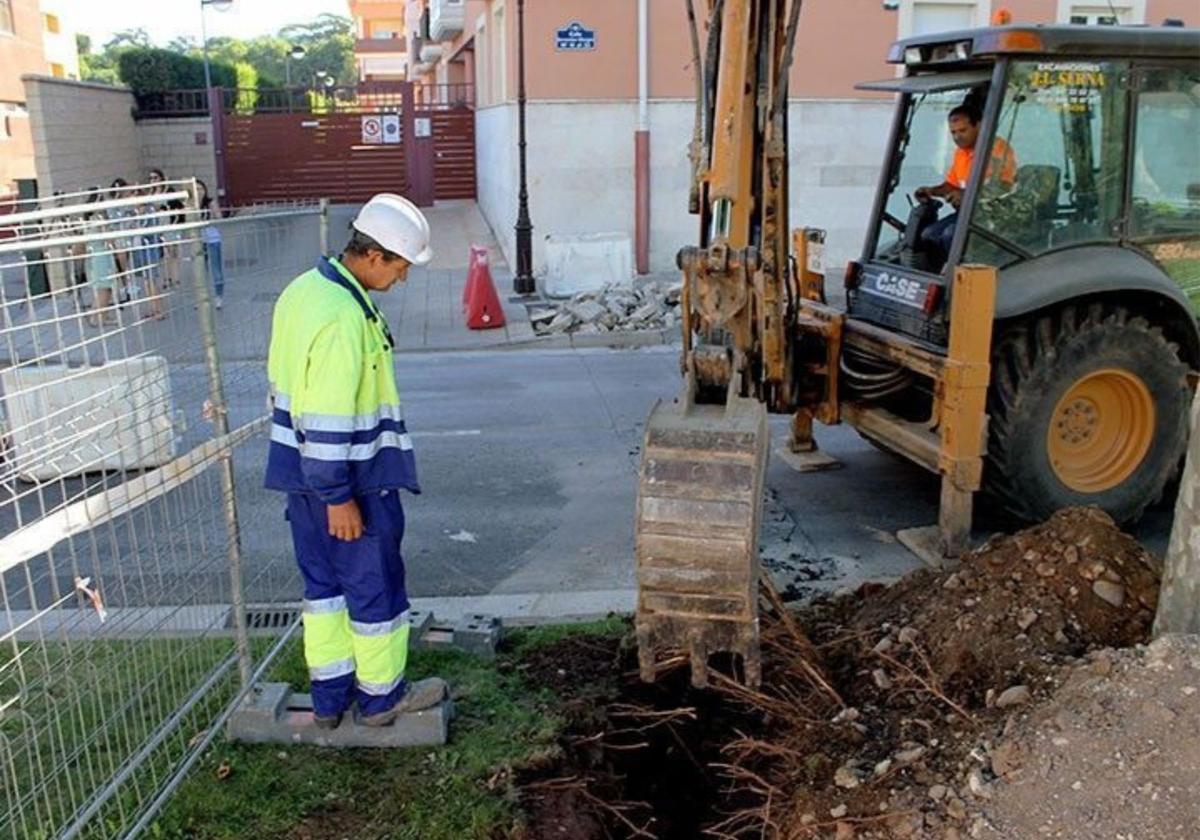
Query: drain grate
227 606 300 631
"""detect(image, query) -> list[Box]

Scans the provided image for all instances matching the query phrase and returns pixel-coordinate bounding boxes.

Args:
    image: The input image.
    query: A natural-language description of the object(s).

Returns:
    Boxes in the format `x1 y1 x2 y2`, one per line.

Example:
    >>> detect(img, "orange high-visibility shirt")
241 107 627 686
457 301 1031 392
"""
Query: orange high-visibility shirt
946 137 1017 189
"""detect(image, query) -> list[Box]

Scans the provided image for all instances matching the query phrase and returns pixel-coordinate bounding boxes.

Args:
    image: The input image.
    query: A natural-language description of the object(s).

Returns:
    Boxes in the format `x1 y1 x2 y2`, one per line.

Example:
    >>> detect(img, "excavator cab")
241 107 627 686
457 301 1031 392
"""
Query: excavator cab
849 28 1200 350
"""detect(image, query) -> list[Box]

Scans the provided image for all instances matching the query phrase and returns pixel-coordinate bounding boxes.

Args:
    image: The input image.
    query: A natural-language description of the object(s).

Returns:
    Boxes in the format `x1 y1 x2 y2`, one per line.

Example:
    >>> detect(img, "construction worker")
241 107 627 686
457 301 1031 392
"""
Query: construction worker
265 194 446 729
916 101 1018 269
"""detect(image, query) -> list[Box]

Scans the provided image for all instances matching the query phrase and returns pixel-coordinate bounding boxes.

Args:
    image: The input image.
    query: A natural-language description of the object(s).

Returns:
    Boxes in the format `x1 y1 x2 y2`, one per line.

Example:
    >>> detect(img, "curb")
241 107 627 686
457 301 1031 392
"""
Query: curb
394 329 680 355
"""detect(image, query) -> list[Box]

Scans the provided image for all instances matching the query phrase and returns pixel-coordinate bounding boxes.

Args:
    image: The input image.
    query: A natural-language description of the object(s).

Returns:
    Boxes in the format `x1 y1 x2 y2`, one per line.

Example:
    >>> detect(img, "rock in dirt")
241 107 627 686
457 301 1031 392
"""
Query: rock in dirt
995 685 1032 708
1091 579 1126 608
894 745 928 765
834 764 862 789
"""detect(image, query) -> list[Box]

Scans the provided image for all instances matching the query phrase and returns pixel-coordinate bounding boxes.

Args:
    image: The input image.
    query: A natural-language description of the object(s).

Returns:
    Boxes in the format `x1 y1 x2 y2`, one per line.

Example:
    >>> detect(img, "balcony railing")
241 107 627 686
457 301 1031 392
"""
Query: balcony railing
354 37 407 54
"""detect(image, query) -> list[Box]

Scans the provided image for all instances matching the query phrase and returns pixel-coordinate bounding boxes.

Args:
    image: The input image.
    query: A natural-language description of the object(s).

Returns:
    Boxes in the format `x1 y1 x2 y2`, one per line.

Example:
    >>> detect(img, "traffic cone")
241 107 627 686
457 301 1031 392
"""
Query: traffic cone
462 244 488 313
465 247 506 330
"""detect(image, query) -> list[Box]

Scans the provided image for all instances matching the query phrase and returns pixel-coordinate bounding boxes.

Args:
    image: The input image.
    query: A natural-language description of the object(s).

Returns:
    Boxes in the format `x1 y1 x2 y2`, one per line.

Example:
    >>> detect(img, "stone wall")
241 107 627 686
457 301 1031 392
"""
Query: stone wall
23 76 217 199
24 76 143 196
137 118 218 191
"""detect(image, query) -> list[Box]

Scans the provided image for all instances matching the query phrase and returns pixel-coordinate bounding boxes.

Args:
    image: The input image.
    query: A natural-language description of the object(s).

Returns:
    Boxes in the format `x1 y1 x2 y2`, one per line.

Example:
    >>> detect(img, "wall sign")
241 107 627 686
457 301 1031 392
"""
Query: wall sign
361 115 383 144
382 113 401 144
414 117 432 139
555 21 596 51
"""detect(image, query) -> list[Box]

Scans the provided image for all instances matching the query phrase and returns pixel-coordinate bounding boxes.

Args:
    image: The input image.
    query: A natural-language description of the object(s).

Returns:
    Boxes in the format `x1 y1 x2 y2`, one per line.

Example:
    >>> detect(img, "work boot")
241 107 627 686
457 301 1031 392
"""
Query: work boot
359 678 448 727
313 711 343 730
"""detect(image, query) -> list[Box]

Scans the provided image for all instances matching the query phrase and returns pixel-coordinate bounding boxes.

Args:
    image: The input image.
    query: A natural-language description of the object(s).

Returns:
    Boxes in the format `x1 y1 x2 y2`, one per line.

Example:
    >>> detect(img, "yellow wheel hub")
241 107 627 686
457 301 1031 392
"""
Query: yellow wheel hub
1047 369 1154 494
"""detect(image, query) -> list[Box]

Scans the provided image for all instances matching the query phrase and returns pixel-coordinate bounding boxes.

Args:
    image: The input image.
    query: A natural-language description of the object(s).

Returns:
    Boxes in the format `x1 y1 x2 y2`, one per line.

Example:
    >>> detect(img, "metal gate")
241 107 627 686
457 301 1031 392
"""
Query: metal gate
216 84 475 207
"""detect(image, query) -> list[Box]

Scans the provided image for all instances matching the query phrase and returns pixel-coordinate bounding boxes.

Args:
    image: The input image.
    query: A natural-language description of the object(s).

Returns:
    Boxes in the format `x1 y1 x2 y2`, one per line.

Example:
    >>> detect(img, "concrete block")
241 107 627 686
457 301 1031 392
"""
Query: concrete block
452 613 502 660
408 610 502 658
544 232 633 298
227 682 451 748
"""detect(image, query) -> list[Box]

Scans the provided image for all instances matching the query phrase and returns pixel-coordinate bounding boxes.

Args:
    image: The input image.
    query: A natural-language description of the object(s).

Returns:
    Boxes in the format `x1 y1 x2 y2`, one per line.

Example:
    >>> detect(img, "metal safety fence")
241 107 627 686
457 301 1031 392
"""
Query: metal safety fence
0 182 327 839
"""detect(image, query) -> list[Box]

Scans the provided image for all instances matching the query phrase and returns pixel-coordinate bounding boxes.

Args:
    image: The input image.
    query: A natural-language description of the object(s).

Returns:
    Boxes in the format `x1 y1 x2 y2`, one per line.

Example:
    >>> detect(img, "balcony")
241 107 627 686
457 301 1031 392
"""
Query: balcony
429 0 464 41
419 42 443 63
355 37 407 54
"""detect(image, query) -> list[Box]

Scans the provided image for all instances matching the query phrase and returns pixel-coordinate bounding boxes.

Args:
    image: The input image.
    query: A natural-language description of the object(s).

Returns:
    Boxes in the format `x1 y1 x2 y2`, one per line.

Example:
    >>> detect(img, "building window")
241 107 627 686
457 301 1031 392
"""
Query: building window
1057 1 1145 25
899 1 991 39
45 13 60 34
50 62 65 78
369 18 403 39
0 1 14 35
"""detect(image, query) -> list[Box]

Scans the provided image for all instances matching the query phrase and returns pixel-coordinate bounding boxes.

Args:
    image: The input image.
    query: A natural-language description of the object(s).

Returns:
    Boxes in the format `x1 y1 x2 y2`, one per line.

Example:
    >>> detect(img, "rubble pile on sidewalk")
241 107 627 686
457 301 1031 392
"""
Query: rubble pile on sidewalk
529 279 683 336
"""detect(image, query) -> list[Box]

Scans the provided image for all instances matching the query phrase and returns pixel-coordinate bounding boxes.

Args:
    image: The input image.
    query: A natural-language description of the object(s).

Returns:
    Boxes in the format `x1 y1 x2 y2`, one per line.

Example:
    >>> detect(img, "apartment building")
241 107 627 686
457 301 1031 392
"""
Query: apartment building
350 0 410 81
388 0 1198 274
0 0 78 201
40 0 77 80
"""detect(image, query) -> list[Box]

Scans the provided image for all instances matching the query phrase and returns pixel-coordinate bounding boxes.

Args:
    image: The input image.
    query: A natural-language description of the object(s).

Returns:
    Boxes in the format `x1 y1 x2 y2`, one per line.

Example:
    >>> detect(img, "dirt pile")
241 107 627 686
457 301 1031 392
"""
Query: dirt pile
715 506 1162 839
507 507 1166 840
978 634 1200 840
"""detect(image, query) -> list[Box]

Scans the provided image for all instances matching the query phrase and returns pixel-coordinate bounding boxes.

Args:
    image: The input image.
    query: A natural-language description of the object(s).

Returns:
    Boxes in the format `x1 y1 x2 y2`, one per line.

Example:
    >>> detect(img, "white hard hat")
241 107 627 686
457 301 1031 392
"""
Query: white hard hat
351 193 433 266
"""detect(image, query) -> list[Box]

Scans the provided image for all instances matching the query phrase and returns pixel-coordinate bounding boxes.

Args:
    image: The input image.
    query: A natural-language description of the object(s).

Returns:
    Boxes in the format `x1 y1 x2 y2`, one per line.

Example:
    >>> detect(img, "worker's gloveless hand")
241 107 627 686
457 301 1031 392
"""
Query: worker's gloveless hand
327 499 364 541
948 187 963 209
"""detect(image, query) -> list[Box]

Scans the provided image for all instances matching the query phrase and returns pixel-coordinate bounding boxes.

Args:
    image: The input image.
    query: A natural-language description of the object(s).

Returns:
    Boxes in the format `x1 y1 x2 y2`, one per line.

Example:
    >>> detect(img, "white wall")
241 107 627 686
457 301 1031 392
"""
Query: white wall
475 102 517 268
475 97 894 278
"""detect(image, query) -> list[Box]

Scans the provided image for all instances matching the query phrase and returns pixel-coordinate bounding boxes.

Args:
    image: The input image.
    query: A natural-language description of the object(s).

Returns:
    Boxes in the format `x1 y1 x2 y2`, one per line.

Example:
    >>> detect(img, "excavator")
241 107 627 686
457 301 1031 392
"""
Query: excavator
634 3 1200 688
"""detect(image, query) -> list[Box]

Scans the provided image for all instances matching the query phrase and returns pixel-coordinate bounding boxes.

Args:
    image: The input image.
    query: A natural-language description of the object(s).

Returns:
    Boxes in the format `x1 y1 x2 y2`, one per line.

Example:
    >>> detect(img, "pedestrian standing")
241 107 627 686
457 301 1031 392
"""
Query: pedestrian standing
265 194 446 729
196 179 225 309
132 168 167 320
83 189 117 327
106 178 134 288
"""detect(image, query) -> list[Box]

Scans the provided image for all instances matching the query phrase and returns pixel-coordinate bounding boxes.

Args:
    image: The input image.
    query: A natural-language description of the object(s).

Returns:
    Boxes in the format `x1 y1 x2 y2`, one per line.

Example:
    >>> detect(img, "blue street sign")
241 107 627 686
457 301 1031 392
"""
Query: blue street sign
555 21 596 51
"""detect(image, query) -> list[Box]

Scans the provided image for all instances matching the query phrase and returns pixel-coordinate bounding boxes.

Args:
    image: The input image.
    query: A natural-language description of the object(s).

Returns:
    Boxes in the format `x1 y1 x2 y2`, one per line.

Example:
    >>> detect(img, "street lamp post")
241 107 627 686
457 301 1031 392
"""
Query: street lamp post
285 43 306 86
200 0 234 90
513 0 535 295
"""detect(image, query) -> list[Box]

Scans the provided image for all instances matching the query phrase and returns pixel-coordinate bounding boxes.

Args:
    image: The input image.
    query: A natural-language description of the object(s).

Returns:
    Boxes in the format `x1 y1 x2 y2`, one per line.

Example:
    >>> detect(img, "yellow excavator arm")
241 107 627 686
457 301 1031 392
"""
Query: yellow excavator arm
634 0 804 689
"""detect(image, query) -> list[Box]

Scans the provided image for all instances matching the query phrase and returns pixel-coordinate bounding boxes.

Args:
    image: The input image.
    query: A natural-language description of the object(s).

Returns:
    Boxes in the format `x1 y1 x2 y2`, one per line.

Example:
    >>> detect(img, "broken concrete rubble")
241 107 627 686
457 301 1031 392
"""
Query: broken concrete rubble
531 278 684 336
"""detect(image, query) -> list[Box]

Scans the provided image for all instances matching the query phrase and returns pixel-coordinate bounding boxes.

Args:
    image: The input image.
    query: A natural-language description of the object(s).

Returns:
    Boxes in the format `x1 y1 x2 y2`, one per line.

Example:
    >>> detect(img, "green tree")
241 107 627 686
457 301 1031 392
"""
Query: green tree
105 28 152 50
279 14 355 85
76 13 356 92
78 32 120 84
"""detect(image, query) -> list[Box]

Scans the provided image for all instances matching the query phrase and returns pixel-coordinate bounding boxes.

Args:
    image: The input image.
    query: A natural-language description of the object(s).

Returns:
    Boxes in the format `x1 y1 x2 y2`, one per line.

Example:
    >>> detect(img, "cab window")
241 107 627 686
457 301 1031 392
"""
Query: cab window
966 60 1129 266
1129 64 1200 310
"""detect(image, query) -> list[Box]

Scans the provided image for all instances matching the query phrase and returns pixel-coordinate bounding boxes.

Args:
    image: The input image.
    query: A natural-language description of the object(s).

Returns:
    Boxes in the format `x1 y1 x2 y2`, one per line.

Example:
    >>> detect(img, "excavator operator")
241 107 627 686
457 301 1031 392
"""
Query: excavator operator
915 101 1018 270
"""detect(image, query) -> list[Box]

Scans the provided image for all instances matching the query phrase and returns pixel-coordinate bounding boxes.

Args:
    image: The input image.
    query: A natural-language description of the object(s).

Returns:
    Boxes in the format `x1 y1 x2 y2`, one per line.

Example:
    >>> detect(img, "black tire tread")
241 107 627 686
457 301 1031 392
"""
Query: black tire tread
985 302 1190 524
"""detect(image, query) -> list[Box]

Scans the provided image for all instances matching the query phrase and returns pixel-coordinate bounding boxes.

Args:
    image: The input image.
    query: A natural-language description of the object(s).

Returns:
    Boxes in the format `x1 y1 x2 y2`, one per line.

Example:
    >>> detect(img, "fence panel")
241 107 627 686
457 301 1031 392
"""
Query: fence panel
0 183 318 840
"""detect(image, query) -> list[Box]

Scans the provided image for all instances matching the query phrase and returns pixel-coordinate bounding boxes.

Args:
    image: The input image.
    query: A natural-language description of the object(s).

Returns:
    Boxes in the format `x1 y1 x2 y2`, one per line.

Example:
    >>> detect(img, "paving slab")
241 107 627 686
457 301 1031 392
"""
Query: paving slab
227 681 452 748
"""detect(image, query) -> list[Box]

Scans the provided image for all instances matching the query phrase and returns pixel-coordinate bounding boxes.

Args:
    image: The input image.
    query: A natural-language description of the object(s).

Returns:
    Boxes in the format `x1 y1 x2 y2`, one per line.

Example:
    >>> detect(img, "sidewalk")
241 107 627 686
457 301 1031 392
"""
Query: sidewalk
329 200 682 354
330 200 535 351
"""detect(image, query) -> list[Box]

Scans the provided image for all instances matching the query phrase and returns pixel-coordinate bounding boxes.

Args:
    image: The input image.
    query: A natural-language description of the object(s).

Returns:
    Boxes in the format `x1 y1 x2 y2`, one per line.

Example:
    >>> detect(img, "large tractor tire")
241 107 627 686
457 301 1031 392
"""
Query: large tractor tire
985 303 1192 525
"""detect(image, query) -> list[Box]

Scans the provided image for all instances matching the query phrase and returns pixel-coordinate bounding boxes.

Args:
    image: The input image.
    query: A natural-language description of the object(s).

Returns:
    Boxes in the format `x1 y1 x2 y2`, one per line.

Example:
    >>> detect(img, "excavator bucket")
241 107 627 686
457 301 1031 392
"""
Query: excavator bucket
634 394 769 688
